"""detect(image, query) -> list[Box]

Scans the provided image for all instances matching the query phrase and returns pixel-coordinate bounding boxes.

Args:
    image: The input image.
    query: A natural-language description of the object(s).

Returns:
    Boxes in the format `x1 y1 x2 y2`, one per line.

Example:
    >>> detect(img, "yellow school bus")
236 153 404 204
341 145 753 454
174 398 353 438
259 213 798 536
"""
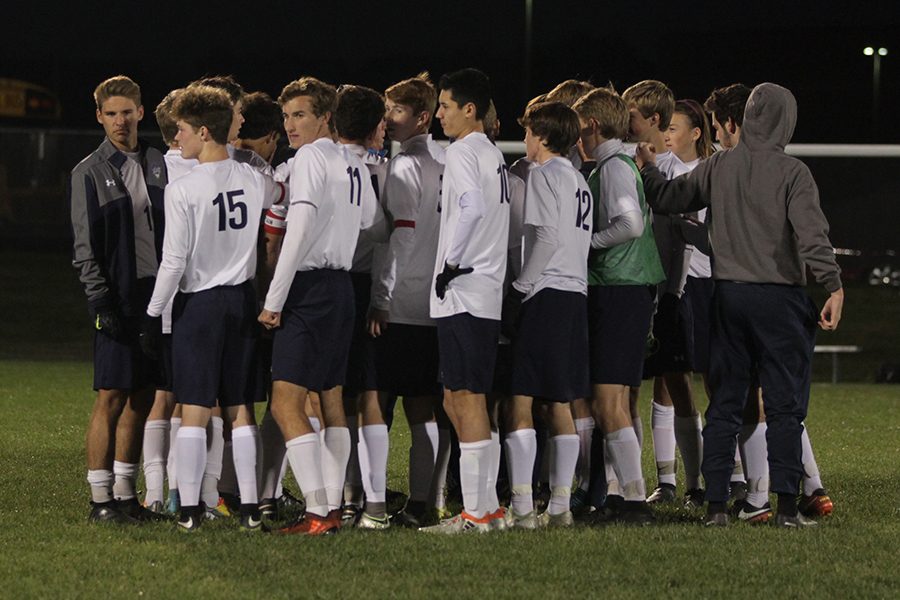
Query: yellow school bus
0 78 61 120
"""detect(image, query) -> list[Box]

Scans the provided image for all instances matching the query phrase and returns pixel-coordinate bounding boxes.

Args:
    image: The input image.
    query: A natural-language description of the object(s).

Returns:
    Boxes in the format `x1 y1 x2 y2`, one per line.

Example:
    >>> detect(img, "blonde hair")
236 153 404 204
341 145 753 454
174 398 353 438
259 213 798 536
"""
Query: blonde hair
545 79 595 108
385 72 436 121
278 77 338 133
572 87 629 141
94 75 141 111
154 89 183 145
622 80 674 130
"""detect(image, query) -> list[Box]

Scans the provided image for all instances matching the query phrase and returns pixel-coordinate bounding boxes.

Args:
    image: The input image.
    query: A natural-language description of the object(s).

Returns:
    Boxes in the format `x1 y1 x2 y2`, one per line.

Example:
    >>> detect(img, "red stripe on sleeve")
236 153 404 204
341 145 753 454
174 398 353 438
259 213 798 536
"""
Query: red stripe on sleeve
394 220 416 228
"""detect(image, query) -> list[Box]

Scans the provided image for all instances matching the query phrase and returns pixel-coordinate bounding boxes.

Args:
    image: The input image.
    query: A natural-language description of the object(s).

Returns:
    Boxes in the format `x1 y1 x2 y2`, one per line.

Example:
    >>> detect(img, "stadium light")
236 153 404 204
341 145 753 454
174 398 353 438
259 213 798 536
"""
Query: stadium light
864 46 888 137
864 47 874 55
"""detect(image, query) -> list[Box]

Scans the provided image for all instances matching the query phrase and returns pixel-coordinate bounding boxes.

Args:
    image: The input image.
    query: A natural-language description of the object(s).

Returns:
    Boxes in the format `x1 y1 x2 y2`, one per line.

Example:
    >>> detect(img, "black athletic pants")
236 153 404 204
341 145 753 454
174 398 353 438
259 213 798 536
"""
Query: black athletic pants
703 281 818 503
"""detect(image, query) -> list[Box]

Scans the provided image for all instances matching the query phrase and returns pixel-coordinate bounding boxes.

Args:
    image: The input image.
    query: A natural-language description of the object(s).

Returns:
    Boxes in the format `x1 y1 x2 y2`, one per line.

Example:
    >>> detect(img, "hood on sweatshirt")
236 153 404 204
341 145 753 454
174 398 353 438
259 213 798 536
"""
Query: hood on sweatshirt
740 83 797 152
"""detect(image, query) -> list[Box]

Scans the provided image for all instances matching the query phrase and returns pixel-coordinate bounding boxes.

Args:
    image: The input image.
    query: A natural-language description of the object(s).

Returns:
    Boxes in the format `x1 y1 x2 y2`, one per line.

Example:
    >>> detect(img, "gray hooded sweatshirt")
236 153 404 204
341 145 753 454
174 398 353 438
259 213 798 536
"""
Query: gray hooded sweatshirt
639 83 842 293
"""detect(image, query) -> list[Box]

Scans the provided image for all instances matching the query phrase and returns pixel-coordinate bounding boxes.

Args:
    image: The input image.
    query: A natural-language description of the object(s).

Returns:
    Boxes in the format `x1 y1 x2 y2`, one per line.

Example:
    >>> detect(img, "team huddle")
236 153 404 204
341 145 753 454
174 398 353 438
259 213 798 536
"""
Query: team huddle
70 68 843 535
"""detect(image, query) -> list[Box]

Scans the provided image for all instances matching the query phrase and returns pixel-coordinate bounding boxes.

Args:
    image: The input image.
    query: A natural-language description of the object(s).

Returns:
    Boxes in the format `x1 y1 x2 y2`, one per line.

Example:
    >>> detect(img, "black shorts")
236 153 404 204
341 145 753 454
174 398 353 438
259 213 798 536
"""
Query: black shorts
512 288 589 402
643 292 694 377
159 334 173 392
344 272 379 396
436 313 500 394
253 335 273 403
375 323 441 397
171 281 259 408
587 285 654 387
491 342 514 397
271 269 354 393
685 276 714 374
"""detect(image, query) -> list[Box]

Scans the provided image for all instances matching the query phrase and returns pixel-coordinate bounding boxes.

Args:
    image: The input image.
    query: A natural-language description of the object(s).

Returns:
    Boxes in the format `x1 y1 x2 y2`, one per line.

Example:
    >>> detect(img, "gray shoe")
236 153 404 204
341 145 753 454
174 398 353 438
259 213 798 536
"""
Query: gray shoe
506 509 541 530
704 512 729 527
538 510 574 528
773 513 819 528
357 512 391 530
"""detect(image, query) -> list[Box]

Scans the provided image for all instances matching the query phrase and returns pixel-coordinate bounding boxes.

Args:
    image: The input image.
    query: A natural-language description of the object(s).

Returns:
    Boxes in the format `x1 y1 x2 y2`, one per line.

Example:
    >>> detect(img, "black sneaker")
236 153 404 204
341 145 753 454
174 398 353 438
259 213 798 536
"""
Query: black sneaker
239 505 267 532
259 498 279 520
177 506 204 532
683 488 705 510
773 513 819 528
115 498 170 522
729 481 748 504
616 501 656 526
88 502 140 525
392 507 424 529
647 483 677 504
704 511 729 527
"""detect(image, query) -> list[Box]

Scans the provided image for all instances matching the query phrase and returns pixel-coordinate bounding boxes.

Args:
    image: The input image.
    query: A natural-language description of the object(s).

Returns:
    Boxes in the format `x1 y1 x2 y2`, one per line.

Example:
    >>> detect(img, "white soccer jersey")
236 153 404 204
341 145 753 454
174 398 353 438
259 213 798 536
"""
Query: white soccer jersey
507 171 526 280
516 157 591 300
345 144 389 274
146 159 284 317
371 134 446 326
164 148 198 182
430 132 510 320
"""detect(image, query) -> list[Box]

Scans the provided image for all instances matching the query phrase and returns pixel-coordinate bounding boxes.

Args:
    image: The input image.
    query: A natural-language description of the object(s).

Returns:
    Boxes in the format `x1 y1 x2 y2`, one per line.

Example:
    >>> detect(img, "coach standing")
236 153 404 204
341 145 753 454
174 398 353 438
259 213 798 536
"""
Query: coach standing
636 83 843 527
69 76 167 523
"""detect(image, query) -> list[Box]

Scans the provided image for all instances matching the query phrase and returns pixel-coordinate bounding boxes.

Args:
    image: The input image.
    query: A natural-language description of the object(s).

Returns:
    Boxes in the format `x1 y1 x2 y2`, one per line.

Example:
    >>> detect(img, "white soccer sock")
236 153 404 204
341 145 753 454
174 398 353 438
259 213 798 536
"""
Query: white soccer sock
218 441 238 496
201 417 224 509
731 444 746 483
285 433 328 517
321 427 351 511
651 400 677 487
740 422 769 507
632 416 644 450
358 424 388 507
504 429 537 515
167 417 181 490
574 417 594 491
308 416 321 434
604 439 621 497
112 461 138 501
275 455 288 498
231 425 259 505
484 430 501 513
142 419 169 505
459 439 491 519
606 427 646 501
176 426 207 508
409 422 438 503
258 410 285 500
675 413 703 490
344 421 363 506
801 424 823 493
87 469 114 504
549 434 579 515
430 428 452 510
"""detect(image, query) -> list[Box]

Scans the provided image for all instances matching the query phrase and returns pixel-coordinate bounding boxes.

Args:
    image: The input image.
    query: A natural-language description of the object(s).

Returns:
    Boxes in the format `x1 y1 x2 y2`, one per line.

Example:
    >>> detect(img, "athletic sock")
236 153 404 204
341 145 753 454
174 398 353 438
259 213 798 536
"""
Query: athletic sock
606 427 646 501
430 427 451 510
574 417 594 491
675 413 703 490
218 441 238 496
358 424 388 516
730 445 746 484
308 416 321 434
777 492 798 517
800 424 824 493
409 422 438 504
740 422 769 507
231 425 259 505
112 461 138 501
176 427 207 509
321 427 351 512
604 439 621 497
504 429 537 515
258 410 285 500
201 416 224 509
142 419 169 505
285 433 328 517
459 439 491 519
548 434 579 515
485 430 501 513
343 421 363 507
87 469 114 504
632 416 644 450
651 401 677 487
167 417 181 491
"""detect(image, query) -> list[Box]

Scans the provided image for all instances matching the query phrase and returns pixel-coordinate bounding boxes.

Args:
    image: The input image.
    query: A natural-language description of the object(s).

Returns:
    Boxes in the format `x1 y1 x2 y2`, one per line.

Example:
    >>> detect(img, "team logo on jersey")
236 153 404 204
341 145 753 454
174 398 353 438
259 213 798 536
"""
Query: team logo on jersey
105 179 116 187
152 166 162 180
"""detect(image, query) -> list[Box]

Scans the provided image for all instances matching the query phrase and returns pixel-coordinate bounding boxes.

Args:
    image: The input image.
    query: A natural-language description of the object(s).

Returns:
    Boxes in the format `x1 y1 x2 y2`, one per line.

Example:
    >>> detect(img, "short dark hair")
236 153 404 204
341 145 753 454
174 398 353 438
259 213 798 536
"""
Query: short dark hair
439 68 492 120
172 85 233 145
154 88 183 145
704 83 752 127
518 102 581 155
334 85 385 142
238 92 282 140
192 75 245 105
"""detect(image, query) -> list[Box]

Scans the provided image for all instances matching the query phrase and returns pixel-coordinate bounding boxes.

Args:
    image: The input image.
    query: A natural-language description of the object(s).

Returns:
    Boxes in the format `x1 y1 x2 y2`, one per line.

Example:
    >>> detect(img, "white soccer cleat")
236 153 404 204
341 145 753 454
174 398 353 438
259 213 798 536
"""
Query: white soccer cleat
418 512 491 534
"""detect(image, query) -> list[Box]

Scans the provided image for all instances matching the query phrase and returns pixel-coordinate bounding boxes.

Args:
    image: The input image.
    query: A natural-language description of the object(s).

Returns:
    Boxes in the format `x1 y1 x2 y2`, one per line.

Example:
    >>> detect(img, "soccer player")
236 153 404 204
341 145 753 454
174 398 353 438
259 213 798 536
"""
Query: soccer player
421 68 510 534
501 101 591 529
369 73 449 527
636 83 844 527
70 75 167 524
572 87 665 524
234 91 283 164
144 85 284 531
259 76 386 536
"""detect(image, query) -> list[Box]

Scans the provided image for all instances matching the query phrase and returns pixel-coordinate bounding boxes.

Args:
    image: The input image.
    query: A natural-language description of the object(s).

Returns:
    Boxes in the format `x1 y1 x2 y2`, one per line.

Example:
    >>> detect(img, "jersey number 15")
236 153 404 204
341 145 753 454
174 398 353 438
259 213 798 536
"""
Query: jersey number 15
212 190 247 231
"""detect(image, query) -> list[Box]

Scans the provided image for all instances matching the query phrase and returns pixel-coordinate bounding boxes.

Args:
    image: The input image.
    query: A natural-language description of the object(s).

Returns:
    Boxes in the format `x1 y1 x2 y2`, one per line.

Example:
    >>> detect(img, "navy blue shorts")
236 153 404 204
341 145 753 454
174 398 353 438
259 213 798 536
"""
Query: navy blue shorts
685 276 714 374
587 285 654 387
253 335 273 403
643 292 694 377
271 269 354 393
344 272 379 396
512 288 590 402
375 323 441 397
159 334 173 392
171 281 259 408
491 342 514 396
436 313 500 394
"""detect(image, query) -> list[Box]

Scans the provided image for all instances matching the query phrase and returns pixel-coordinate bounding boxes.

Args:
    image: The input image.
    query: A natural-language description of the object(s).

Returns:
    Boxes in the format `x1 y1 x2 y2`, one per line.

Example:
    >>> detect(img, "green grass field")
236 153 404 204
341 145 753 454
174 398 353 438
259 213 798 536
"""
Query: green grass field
1 251 899 598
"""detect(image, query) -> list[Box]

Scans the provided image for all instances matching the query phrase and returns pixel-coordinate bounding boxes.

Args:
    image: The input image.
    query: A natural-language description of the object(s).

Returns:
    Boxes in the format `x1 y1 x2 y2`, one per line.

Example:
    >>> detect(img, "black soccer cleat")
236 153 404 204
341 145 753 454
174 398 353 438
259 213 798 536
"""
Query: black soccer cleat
89 502 140 525
616 501 656 526
177 506 204 533
115 498 170 522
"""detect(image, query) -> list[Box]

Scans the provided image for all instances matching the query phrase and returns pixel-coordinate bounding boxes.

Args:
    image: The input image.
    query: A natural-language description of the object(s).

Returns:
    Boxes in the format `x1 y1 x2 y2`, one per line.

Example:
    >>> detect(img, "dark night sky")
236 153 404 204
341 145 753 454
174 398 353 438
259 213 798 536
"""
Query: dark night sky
2 0 898 142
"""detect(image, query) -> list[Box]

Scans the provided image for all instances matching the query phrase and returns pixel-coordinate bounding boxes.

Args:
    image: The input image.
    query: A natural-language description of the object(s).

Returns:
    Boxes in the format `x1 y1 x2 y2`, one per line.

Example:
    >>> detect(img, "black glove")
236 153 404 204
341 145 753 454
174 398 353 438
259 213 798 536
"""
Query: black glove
95 309 124 340
139 315 163 360
434 262 474 300
501 287 526 341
